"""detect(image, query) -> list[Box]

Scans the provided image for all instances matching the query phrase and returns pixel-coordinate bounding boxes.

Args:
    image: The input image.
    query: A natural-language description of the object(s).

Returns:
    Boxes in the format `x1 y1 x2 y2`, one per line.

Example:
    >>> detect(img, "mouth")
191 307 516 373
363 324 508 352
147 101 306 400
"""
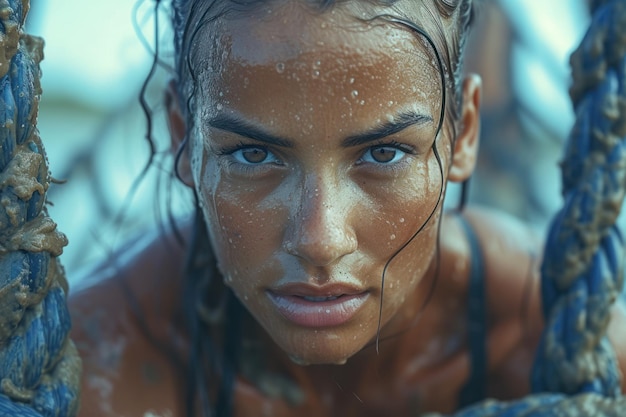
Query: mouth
267 284 369 328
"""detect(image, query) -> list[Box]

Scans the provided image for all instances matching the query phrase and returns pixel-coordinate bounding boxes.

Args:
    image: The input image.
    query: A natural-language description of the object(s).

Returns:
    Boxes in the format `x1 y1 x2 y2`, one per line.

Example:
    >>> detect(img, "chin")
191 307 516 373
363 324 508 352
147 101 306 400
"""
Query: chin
287 351 351 367
272 329 367 367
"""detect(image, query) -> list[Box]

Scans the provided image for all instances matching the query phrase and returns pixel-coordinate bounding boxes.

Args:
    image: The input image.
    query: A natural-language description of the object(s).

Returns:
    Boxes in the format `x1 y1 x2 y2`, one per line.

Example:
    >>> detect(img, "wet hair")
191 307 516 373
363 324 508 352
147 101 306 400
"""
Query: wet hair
170 0 474 149
157 1 475 416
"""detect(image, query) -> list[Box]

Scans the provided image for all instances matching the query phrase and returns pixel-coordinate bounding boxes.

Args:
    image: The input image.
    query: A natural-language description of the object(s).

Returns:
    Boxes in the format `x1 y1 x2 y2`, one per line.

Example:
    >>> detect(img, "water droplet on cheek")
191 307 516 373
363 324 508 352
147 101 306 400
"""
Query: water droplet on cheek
390 234 396 241
399 218 405 223
276 62 285 73
312 70 320 79
351 90 359 98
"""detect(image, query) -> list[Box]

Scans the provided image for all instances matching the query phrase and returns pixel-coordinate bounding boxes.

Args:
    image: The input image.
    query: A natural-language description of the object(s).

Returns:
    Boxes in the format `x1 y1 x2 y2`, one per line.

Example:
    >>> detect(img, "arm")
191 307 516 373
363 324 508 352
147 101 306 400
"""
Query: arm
69 228 188 417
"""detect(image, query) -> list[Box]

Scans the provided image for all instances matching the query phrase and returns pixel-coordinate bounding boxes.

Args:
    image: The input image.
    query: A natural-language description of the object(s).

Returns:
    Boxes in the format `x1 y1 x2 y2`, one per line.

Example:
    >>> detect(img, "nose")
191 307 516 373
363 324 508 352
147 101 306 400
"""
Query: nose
283 178 358 267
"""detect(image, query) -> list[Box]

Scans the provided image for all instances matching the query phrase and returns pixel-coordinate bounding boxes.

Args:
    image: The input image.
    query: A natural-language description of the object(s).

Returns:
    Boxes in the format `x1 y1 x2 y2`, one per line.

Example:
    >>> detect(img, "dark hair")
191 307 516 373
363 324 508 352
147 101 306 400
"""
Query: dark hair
160 1 475 416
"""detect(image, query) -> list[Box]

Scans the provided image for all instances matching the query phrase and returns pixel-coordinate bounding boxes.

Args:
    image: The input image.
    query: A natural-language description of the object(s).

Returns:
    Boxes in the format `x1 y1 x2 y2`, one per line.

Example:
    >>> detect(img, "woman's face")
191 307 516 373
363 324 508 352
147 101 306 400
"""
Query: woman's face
188 3 454 365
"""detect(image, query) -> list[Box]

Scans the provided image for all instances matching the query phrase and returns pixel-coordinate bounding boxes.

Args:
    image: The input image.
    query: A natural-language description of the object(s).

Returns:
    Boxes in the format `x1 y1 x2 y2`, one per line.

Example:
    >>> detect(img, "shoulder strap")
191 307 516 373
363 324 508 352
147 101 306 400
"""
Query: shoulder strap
457 215 488 407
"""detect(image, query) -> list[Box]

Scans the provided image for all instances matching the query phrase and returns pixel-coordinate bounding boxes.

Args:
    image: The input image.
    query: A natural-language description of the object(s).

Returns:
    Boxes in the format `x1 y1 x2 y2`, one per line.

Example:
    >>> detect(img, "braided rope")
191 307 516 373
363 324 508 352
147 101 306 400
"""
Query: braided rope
424 0 626 415
0 0 81 416
531 0 626 397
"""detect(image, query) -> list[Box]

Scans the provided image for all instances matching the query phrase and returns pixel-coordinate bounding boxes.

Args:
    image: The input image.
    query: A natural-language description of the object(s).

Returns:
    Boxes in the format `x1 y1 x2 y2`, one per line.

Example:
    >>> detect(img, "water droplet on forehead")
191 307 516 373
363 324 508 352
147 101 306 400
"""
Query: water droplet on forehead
276 62 285 73
351 90 358 98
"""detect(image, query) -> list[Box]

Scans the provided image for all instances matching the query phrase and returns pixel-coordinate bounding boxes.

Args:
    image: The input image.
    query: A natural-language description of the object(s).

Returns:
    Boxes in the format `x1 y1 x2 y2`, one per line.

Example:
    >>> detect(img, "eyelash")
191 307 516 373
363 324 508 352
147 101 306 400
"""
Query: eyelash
214 140 416 172
357 140 416 166
215 142 278 162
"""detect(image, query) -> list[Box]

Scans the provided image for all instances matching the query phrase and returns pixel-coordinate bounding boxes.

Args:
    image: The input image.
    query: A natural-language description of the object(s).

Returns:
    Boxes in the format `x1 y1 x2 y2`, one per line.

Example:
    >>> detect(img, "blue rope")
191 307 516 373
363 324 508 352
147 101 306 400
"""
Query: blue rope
531 0 626 397
424 0 626 415
0 0 81 416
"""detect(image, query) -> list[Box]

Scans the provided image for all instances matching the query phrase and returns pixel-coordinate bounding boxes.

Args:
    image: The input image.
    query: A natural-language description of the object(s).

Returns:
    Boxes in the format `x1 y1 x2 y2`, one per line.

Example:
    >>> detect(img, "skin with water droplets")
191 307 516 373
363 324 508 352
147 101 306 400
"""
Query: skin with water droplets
190 4 446 366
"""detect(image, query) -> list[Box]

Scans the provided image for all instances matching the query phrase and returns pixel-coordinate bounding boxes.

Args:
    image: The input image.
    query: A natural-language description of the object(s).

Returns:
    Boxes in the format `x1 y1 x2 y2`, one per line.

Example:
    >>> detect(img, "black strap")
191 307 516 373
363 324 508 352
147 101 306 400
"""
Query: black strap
457 215 488 407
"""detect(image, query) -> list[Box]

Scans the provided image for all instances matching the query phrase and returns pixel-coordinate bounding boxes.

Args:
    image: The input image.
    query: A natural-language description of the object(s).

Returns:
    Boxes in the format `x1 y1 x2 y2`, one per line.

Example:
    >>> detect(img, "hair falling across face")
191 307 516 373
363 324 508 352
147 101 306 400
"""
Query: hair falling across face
167 0 479 366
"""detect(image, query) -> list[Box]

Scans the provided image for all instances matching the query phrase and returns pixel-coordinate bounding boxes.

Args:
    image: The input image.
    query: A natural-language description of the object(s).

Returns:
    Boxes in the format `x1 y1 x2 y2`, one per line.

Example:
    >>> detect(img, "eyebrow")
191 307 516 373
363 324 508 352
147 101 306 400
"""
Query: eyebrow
341 112 433 147
208 114 294 148
208 111 432 148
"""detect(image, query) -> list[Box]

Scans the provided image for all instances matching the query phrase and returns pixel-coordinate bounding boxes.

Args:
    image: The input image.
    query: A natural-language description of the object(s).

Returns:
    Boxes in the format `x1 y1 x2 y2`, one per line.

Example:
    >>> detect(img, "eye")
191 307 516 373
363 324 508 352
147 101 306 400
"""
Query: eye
231 146 280 165
360 145 407 164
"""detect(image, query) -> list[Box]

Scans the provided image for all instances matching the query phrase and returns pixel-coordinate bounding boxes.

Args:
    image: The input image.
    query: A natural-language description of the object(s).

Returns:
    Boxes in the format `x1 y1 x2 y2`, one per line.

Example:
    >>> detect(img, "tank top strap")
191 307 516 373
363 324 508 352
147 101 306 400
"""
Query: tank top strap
456 214 488 407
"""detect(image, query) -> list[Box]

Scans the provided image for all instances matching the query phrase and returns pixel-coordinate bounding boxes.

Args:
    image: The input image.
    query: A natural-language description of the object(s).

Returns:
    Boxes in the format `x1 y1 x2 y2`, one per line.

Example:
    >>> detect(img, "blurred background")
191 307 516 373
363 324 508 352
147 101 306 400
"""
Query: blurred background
28 0 590 286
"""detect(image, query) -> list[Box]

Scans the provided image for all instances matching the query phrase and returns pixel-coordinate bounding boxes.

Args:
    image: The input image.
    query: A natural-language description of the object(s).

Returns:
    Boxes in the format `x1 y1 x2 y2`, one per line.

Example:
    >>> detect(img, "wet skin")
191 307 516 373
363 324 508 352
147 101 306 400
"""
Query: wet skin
67 2 626 417
184 3 463 367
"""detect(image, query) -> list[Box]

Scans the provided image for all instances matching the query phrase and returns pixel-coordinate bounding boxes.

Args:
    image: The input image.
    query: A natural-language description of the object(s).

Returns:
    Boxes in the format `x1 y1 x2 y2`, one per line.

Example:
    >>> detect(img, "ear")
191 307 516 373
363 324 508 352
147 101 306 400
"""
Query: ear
448 74 481 182
165 79 194 187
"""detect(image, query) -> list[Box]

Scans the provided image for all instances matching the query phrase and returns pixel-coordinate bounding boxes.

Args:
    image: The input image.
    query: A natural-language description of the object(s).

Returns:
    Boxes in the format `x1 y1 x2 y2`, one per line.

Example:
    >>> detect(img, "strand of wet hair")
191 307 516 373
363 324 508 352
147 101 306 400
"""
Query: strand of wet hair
426 0 626 415
0 1 81 415
366 14 448 354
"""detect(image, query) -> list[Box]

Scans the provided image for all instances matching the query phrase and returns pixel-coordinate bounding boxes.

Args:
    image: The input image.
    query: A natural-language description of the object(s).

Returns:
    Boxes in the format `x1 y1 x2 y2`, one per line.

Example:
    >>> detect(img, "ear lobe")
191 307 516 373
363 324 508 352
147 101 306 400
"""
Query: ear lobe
448 74 481 182
166 79 194 187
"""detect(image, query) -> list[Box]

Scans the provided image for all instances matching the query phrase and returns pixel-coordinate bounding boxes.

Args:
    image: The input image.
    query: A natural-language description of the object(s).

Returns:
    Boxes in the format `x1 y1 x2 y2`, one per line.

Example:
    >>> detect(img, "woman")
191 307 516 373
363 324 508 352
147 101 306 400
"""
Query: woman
68 0 626 416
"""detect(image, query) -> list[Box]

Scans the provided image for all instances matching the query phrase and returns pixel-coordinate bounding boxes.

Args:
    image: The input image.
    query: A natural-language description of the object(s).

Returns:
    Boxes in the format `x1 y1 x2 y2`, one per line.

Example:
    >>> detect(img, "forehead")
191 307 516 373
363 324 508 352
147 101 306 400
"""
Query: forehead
223 4 429 64
194 4 442 131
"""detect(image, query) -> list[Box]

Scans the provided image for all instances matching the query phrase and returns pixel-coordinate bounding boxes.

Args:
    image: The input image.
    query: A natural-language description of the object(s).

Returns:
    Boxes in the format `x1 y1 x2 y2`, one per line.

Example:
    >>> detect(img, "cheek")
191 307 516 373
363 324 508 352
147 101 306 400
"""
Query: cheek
357 154 444 303
358 153 444 256
195 158 287 288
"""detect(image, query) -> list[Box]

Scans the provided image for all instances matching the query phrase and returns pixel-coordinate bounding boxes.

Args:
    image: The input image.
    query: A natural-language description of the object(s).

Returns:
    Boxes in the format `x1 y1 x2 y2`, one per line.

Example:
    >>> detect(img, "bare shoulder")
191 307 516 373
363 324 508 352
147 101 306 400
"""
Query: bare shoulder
69 225 189 417
457 206 626 396
441 205 543 320
448 206 544 399
461 206 543 321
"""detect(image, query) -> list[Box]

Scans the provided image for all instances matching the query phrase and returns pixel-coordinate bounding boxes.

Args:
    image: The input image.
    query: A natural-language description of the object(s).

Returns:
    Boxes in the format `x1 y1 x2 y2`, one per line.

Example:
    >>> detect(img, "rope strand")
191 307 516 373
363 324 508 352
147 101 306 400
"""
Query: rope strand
0 0 81 415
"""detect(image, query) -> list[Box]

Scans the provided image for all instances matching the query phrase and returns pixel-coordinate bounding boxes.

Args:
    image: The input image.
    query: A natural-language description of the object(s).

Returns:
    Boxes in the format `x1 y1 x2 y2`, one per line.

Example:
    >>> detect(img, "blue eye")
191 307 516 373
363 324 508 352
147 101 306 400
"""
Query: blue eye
360 146 407 164
231 147 280 165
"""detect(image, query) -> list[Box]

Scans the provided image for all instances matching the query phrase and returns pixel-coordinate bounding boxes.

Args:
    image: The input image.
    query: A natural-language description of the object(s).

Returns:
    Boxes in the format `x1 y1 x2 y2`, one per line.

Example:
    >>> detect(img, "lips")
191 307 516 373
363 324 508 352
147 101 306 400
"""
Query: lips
267 283 369 328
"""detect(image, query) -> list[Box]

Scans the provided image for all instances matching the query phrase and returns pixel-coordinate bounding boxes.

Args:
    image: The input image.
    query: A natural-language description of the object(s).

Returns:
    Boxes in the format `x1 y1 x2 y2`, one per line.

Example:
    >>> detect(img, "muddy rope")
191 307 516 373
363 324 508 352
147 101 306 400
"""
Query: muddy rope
531 0 626 398
427 0 626 415
0 0 81 416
